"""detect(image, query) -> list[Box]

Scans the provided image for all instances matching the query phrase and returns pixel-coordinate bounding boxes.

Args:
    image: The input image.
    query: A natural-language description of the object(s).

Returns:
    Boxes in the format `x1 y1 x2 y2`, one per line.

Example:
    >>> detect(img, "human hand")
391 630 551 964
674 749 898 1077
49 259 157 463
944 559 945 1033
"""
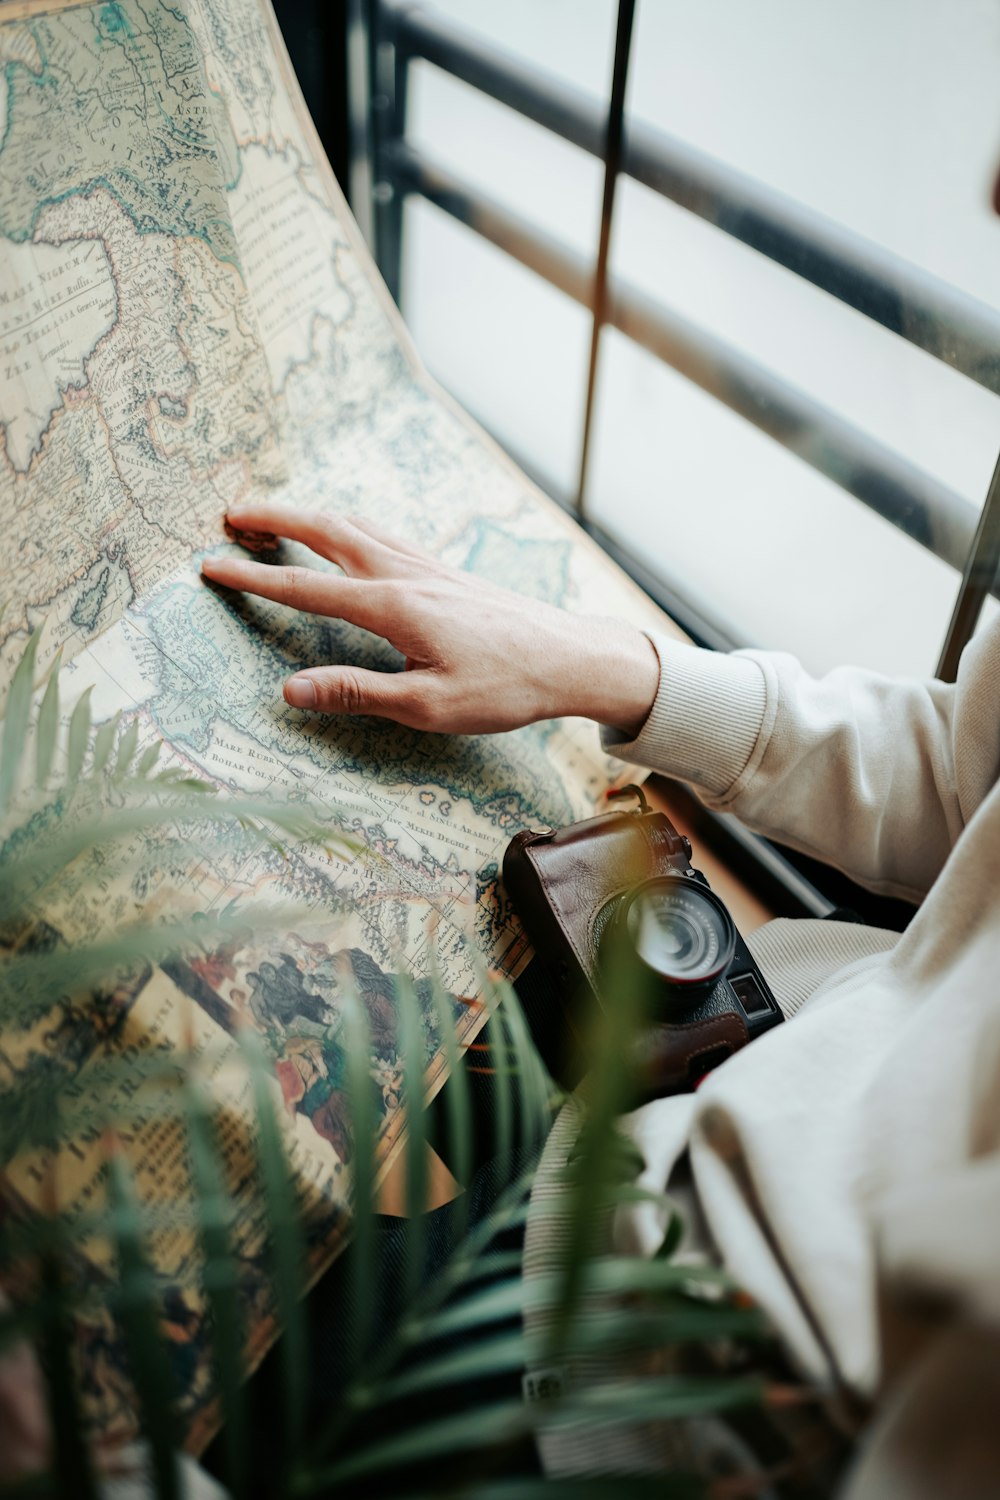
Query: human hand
201 504 659 737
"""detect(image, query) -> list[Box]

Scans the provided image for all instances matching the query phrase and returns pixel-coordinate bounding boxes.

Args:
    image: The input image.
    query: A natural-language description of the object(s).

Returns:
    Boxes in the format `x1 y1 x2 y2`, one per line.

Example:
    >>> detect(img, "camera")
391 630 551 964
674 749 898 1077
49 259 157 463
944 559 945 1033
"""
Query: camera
503 786 782 1099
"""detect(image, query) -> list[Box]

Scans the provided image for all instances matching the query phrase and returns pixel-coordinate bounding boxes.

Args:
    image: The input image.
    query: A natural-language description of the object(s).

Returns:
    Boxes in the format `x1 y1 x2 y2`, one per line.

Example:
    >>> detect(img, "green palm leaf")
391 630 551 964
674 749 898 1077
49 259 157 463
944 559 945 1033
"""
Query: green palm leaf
0 627 42 811
315 1396 530 1487
111 717 140 782
38 1248 101 1500
89 710 121 778
0 910 266 1029
236 1024 308 1479
543 1372 765 1427
184 1076 248 1500
371 1326 527 1405
0 794 349 930
492 973 555 1158
427 947 472 1240
34 648 62 788
65 686 93 792
136 741 162 777
398 969 429 1303
340 980 376 1373
106 1149 181 1500
416 1276 525 1342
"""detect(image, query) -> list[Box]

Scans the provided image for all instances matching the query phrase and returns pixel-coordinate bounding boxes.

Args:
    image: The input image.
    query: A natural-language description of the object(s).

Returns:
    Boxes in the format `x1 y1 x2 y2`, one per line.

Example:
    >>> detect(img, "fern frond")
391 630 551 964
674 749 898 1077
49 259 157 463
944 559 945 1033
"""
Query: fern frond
136 741 162 778
34 648 63 789
106 1147 181 1500
0 908 289 1030
0 627 42 812
110 717 140 783
38 1245 101 1500
427 945 473 1242
314 1396 530 1487
65 686 94 792
397 970 429 1304
340 980 376 1376
236 1024 308 1476
0 790 352 930
89 710 121 779
184 1075 249 1500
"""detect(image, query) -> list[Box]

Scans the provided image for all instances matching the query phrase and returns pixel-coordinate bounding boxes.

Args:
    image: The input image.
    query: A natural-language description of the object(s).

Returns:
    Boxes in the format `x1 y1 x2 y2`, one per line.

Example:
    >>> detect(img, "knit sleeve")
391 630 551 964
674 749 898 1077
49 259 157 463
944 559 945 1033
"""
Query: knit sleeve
601 622 1000 903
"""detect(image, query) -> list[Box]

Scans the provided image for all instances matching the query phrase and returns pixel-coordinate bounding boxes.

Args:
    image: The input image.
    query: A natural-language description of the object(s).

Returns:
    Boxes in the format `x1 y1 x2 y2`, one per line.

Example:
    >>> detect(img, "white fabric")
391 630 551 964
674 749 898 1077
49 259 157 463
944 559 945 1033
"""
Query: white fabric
577 616 1000 1397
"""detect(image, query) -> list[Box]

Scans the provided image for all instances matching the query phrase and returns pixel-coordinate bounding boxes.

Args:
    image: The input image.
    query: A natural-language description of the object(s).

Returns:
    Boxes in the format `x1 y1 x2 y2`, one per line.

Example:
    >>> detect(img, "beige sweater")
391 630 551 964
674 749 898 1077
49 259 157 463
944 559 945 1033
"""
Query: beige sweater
526 613 1000 1411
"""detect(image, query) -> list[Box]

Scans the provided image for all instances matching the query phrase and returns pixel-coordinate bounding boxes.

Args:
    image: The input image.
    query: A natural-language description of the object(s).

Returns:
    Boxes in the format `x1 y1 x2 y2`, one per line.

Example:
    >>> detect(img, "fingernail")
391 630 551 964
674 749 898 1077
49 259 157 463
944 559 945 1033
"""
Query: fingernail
285 676 316 709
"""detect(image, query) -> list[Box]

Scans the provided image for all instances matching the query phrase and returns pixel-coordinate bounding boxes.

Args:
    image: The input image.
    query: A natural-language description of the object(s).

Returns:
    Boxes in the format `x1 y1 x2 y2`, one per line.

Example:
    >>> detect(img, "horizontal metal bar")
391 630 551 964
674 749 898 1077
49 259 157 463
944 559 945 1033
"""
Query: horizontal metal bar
609 280 980 571
466 413 750 653
583 517 750 655
386 0 1000 397
383 0 607 155
697 803 838 920
388 140 591 295
623 137 1000 399
389 143 985 579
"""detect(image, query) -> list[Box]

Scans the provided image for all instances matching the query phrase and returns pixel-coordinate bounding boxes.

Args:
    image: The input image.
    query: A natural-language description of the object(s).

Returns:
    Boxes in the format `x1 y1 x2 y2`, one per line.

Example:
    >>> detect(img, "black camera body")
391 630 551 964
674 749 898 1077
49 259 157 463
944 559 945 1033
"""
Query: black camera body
503 789 782 1098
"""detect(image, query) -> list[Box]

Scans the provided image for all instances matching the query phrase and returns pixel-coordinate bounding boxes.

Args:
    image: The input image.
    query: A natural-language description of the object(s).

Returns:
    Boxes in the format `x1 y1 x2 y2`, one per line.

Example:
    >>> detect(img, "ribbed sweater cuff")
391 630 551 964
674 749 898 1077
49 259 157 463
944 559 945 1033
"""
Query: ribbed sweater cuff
600 633 768 799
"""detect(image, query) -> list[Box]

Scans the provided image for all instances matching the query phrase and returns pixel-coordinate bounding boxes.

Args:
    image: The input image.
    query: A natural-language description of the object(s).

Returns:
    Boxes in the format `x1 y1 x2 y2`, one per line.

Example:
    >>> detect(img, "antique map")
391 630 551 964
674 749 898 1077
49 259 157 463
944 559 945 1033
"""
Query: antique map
0 0 667 1448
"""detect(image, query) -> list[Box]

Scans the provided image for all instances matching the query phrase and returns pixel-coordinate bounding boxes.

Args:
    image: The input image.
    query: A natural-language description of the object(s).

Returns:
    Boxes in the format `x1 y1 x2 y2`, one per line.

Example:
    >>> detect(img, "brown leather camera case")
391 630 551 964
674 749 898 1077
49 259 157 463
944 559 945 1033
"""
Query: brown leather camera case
503 808 751 1097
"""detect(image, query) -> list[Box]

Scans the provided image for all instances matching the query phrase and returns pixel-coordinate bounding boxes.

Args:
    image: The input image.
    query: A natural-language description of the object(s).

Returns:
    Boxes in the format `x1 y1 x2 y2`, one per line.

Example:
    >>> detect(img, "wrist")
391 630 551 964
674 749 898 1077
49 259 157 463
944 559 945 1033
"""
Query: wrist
570 619 661 738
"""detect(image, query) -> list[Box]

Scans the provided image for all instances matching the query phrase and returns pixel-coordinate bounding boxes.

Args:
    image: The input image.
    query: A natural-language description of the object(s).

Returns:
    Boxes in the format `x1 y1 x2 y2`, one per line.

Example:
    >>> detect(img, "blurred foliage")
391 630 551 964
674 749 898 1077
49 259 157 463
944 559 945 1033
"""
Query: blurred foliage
0 628 830 1499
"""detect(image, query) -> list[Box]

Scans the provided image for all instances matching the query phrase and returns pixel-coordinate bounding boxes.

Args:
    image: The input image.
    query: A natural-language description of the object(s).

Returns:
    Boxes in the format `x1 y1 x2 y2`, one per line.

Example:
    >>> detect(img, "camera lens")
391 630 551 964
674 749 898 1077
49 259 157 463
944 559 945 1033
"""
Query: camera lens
623 877 735 995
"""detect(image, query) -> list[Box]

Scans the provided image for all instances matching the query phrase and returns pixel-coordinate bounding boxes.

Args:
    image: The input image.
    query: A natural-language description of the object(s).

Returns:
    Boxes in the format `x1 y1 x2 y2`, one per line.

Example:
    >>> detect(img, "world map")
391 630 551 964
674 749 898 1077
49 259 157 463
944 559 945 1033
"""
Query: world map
0 0 667 1448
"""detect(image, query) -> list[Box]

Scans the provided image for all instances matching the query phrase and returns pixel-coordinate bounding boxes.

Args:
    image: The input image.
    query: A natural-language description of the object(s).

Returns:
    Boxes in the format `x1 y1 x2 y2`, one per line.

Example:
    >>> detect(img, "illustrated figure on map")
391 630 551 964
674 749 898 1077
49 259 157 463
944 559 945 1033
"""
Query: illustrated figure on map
246 954 335 1033
248 945 425 1052
307 1087 355 1161
324 945 465 1056
256 945 444 1156
337 947 399 1055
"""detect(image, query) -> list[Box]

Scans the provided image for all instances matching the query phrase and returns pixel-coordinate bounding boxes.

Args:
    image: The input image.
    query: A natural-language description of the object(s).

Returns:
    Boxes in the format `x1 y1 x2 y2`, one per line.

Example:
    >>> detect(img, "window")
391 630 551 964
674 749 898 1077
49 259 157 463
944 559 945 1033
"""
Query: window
351 0 1000 679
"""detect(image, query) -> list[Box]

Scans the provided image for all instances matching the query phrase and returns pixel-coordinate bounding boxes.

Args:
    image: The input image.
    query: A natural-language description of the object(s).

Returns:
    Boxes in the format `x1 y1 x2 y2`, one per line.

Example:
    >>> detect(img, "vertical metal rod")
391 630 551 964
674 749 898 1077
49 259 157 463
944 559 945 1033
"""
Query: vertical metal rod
374 9 409 308
575 0 637 518
363 0 405 296
346 0 376 246
368 0 393 281
936 448 1000 681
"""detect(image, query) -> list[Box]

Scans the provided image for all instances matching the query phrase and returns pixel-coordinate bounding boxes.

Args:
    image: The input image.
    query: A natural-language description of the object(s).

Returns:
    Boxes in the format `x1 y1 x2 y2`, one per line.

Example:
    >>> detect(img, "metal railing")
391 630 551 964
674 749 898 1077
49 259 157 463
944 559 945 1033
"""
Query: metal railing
356 0 1000 679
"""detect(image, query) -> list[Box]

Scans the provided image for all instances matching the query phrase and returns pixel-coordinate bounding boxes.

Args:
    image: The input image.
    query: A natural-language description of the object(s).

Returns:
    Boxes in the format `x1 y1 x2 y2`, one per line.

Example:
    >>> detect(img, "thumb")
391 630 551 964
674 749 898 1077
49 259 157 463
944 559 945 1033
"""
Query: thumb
284 666 434 726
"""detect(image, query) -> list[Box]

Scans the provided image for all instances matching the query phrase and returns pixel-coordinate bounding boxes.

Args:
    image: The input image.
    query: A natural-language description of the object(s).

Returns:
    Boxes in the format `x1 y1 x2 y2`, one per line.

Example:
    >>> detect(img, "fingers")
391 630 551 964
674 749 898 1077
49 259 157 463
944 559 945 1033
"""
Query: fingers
224 503 422 577
225 503 373 573
205 506 452 728
347 516 434 564
201 554 389 633
284 666 439 727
